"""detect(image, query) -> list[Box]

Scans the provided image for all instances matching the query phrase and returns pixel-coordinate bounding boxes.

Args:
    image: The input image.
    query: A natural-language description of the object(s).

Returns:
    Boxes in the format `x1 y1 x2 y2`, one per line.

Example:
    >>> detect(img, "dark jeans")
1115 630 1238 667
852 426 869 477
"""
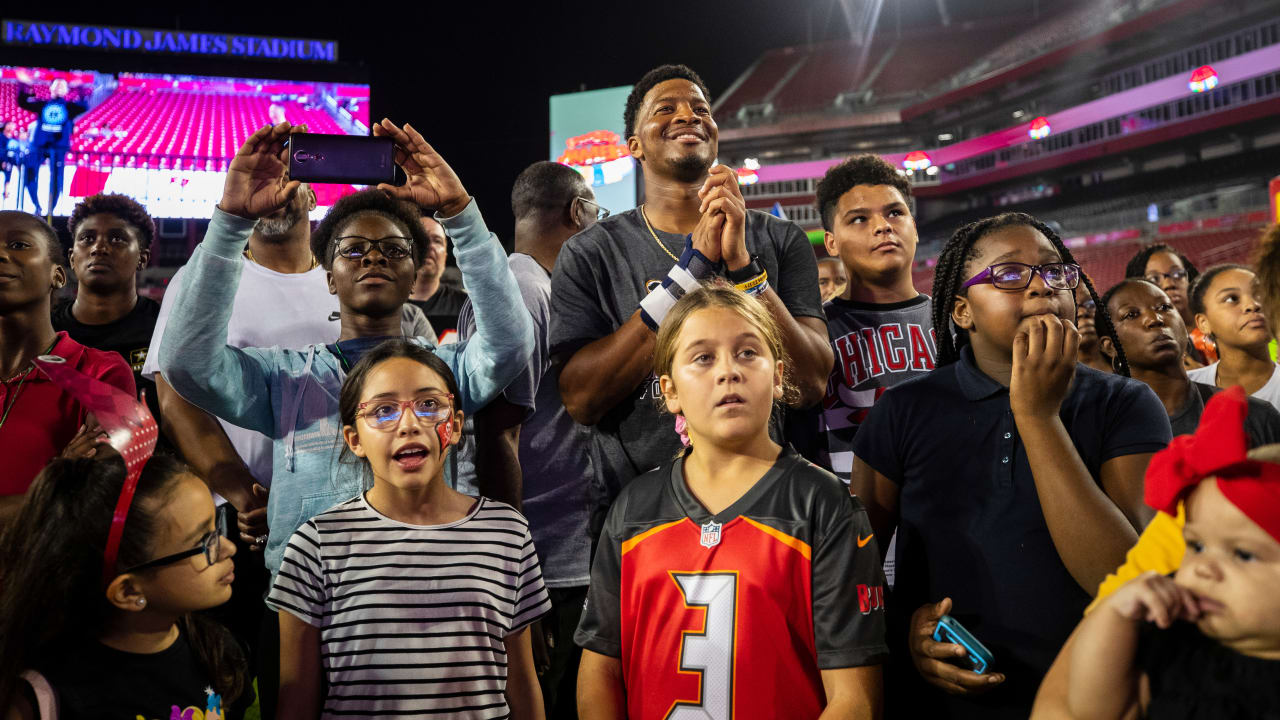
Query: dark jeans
23 147 65 213
540 585 588 719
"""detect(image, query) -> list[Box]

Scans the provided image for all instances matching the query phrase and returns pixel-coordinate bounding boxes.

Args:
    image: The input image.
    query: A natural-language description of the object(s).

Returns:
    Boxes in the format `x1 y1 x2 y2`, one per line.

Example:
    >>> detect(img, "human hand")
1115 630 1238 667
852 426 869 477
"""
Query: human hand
690 207 725 264
698 165 748 271
1105 571 1201 628
1010 314 1079 418
238 483 270 551
373 119 471 218
220 122 304 220
59 419 111 460
908 598 1006 695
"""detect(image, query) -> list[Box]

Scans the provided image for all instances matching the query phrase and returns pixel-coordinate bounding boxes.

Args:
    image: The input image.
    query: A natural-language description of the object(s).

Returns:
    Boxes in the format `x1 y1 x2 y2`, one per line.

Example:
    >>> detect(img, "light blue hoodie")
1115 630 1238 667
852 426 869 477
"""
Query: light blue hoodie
158 199 534 574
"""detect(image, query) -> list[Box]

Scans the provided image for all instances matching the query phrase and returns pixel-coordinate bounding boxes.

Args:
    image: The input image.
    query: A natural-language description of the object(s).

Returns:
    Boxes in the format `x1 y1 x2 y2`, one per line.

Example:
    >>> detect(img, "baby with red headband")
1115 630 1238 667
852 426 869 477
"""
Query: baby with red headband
1064 386 1280 719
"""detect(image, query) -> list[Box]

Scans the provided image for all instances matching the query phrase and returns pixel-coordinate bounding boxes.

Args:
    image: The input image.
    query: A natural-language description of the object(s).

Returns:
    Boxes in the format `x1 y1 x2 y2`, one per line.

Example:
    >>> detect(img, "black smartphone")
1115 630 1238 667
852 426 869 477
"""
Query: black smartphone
287 134 396 185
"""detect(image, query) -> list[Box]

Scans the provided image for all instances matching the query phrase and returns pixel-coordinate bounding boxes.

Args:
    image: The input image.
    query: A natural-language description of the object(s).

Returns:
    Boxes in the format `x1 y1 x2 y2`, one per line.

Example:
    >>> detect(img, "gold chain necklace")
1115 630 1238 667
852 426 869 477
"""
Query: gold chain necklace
640 205 680 263
244 247 318 270
0 337 58 434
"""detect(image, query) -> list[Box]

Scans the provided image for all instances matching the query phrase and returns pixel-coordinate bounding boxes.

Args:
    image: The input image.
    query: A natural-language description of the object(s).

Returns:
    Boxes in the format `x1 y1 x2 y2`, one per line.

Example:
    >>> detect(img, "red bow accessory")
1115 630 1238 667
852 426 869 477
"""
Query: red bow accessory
33 356 159 585
1144 385 1280 543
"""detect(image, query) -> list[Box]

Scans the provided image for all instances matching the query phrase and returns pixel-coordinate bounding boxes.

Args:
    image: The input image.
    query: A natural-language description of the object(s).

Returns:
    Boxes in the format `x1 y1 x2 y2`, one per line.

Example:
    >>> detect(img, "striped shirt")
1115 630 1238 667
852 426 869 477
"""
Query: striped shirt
267 495 551 718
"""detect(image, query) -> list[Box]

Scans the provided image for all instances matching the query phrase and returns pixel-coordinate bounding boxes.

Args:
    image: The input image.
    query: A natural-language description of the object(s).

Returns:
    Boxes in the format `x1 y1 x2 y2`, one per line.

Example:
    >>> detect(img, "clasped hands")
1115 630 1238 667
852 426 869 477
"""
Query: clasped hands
691 164 750 272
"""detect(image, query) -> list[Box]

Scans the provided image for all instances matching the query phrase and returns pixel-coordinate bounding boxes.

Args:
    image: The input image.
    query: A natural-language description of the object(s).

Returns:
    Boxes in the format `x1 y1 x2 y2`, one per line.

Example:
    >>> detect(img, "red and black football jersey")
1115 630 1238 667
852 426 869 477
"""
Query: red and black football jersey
575 447 888 720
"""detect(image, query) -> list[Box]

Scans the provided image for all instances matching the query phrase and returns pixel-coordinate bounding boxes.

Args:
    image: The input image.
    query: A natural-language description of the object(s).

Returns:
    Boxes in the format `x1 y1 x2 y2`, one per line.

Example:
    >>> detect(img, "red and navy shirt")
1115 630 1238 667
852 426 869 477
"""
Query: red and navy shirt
575 447 888 720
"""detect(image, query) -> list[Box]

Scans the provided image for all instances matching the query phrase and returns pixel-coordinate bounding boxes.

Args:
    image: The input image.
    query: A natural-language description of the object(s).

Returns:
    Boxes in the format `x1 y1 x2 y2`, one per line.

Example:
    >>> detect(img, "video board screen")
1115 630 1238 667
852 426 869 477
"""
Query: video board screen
549 85 637 215
0 65 370 218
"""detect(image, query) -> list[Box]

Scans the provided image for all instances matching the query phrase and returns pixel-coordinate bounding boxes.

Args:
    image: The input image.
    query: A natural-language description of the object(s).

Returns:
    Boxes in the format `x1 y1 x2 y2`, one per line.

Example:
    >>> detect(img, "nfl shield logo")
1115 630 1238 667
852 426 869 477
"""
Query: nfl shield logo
699 520 722 548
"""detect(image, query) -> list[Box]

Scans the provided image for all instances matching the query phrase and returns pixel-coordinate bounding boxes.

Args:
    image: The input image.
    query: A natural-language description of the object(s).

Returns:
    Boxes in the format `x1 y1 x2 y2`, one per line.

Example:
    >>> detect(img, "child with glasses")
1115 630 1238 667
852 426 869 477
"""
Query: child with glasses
267 340 549 720
849 213 1172 719
0 454 249 720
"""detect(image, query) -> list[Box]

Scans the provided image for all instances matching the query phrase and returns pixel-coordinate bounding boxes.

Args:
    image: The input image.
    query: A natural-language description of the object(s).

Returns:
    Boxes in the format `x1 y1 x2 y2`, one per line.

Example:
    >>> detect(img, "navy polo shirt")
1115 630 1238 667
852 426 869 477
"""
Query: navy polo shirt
853 345 1170 719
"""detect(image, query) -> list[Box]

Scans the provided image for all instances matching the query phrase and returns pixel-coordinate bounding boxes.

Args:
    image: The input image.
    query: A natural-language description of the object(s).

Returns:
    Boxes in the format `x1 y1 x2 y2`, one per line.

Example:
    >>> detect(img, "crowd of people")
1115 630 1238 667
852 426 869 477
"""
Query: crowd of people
0 62 1277 720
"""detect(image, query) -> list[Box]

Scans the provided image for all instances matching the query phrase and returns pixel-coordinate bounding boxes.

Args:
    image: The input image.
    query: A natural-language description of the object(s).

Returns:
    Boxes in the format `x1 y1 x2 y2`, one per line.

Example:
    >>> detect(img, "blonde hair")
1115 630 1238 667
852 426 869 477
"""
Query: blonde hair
653 281 795 403
1252 223 1280 331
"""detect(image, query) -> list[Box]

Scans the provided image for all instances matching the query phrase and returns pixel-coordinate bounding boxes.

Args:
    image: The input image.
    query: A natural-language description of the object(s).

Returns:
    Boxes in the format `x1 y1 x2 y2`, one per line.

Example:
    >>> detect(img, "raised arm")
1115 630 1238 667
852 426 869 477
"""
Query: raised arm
157 123 305 435
373 119 533 414
702 165 832 406
1011 315 1143 594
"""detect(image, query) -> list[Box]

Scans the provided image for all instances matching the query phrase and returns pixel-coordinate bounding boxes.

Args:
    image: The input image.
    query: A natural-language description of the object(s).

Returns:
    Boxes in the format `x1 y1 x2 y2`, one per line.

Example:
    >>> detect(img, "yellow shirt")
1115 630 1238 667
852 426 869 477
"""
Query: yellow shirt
1086 505 1186 613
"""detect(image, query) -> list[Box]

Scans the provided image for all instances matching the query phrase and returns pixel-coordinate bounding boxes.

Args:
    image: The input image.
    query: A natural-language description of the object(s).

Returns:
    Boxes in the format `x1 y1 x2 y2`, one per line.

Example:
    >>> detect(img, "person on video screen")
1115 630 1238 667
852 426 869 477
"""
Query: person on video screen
18 76 87 216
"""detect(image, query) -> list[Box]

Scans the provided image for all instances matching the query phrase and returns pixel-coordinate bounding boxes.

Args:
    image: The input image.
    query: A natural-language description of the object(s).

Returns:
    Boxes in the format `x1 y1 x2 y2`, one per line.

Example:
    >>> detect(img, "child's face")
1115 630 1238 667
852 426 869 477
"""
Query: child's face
133 473 236 613
823 184 917 285
343 357 461 491
1177 478 1280 655
952 225 1075 358
660 307 783 448
1194 268 1270 352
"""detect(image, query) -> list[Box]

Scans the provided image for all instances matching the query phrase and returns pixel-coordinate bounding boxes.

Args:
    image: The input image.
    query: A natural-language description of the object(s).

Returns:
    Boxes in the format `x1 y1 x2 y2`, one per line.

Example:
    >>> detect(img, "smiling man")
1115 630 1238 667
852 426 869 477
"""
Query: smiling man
550 64 830 524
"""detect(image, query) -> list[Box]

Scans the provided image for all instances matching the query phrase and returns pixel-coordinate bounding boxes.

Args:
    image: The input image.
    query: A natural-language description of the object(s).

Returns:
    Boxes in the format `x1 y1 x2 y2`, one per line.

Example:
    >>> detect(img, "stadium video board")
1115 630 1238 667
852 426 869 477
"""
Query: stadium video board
0 65 370 218
549 85 637 214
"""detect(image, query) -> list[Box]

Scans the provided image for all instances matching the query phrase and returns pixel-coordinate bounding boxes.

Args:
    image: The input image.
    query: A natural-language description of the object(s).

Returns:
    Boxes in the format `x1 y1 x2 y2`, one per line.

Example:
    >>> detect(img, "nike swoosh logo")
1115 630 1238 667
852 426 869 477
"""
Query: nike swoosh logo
857 534 874 548
328 312 340 321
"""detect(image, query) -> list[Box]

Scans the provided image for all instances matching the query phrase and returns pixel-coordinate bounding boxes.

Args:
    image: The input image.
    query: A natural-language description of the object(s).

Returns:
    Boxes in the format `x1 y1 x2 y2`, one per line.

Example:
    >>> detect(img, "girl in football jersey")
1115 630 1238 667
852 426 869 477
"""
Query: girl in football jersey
576 283 888 720
268 340 549 720
0 454 248 720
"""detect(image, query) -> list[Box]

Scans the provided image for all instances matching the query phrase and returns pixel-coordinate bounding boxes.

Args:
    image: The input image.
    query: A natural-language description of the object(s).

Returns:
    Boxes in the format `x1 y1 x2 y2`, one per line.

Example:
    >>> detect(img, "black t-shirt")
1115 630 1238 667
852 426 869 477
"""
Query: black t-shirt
853 346 1172 719
407 283 468 341
549 208 825 518
52 296 162 428
39 628 231 720
1170 382 1280 445
1139 621 1280 719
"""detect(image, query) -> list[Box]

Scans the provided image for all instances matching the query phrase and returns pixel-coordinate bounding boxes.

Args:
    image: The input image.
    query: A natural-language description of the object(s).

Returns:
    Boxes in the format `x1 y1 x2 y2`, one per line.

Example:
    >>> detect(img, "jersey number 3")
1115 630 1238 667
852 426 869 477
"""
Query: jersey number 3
667 573 738 720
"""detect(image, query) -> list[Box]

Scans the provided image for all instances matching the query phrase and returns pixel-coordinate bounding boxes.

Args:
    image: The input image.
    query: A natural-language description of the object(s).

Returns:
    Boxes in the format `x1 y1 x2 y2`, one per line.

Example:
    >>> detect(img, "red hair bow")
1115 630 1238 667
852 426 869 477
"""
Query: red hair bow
1144 385 1280 543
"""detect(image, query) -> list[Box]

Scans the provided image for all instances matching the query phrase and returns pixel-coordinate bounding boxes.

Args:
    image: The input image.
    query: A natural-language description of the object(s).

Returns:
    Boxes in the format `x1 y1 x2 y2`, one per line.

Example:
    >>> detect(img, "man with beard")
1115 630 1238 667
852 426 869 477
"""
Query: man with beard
408 214 468 342
550 64 831 523
52 194 162 428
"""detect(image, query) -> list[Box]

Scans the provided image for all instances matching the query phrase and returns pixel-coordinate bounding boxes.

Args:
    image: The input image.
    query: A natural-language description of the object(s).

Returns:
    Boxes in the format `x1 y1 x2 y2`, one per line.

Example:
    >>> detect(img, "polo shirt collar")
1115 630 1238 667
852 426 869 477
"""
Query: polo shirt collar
955 345 1007 401
26 331 84 383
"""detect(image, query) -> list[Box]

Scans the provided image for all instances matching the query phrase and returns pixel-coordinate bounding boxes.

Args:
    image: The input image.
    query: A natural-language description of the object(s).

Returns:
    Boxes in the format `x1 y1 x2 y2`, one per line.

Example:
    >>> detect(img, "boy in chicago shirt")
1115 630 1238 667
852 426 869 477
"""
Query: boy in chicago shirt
802 154 934 482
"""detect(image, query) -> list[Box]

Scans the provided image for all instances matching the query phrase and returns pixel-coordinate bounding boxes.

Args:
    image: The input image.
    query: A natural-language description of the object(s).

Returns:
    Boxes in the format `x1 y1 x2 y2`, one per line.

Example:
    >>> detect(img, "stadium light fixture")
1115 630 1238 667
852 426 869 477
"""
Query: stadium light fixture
1028 116 1051 140
1189 65 1219 93
926 165 940 176
1011 109 1026 119
937 133 954 142
902 150 932 171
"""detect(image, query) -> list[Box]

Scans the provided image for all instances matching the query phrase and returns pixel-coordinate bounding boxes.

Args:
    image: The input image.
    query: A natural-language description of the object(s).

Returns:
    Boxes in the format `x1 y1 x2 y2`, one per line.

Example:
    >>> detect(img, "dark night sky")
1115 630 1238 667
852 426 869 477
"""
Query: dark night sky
26 0 1048 240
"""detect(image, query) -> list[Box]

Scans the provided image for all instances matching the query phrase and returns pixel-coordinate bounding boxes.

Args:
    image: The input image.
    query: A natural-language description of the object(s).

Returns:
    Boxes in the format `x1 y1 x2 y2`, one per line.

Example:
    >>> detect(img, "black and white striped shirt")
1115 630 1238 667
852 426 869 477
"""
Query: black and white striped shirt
267 495 550 718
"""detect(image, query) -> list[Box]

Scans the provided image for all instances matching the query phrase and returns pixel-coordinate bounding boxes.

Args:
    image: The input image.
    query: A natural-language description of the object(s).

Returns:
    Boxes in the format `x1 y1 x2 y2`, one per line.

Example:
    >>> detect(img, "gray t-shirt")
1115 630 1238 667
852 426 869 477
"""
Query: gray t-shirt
453 253 593 587
549 207 824 521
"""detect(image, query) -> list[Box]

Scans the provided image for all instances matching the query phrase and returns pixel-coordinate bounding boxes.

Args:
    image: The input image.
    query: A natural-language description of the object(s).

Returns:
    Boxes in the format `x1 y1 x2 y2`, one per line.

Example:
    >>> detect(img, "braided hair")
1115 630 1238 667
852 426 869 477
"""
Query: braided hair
1124 243 1200 287
929 212 1130 376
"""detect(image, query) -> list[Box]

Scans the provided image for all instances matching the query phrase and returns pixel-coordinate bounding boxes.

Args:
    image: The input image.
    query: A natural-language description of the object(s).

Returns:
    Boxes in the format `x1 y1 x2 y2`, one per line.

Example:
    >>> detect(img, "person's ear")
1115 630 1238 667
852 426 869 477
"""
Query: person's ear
1195 312 1212 338
104 573 147 613
1099 336 1115 362
138 246 151 270
951 295 975 331
327 270 337 295
660 374 681 414
305 185 317 212
447 411 463 447
627 134 644 164
823 232 838 258
773 360 785 401
342 424 367 459
50 264 66 291
567 198 583 230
